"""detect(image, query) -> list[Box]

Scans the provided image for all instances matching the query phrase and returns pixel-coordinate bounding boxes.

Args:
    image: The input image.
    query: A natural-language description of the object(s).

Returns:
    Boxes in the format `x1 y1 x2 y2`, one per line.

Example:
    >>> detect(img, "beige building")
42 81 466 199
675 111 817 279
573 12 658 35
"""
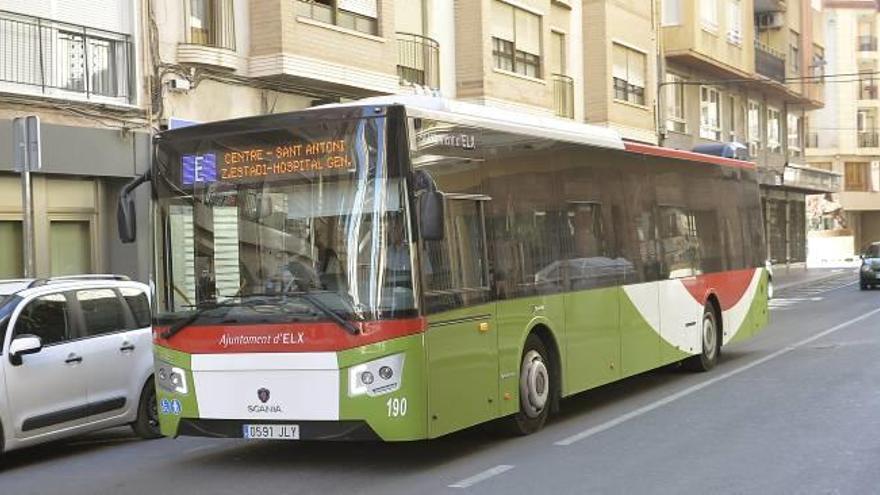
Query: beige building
807 0 880 259
660 0 839 264
0 0 152 280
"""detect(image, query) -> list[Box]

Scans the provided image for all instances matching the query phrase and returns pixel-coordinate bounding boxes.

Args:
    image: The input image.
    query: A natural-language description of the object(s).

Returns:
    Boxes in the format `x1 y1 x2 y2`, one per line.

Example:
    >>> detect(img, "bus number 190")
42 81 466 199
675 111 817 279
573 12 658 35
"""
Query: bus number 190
386 397 407 417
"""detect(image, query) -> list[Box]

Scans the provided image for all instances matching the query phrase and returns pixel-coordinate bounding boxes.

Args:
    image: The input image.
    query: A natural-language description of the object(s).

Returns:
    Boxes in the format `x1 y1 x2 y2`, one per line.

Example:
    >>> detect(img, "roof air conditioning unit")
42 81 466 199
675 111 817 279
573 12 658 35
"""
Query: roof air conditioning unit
756 12 784 29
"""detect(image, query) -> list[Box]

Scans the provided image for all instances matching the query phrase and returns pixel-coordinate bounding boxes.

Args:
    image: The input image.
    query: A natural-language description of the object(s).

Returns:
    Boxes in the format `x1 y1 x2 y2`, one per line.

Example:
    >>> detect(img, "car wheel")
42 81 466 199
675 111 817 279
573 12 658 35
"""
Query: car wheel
860 281 868 290
131 378 162 440
503 334 553 436
685 305 720 372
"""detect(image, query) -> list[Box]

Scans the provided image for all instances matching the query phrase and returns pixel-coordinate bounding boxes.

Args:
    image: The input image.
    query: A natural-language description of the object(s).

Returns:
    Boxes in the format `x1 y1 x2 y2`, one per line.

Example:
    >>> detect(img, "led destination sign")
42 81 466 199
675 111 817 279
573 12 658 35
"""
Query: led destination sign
181 138 353 186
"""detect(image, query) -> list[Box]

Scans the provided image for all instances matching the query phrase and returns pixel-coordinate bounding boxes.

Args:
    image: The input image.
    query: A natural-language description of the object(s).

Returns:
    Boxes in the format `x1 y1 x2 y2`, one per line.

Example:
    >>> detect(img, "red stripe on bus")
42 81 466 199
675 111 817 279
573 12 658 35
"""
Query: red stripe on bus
153 317 426 354
624 142 757 170
680 268 757 310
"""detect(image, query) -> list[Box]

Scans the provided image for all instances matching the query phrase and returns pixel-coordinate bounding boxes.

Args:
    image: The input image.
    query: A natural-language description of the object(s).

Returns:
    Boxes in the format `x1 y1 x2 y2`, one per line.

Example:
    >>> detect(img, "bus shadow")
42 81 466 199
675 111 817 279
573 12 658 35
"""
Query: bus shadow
554 349 757 426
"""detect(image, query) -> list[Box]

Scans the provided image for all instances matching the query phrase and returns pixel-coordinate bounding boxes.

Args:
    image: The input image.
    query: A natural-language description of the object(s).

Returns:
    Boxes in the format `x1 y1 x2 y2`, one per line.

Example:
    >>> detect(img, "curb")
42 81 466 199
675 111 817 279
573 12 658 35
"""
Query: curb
774 269 855 292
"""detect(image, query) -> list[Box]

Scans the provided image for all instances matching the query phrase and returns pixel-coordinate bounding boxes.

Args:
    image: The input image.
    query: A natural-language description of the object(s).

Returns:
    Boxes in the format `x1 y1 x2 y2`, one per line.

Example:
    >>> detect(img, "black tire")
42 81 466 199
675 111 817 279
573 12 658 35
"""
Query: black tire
860 280 868 290
131 378 162 440
503 334 553 436
685 306 720 372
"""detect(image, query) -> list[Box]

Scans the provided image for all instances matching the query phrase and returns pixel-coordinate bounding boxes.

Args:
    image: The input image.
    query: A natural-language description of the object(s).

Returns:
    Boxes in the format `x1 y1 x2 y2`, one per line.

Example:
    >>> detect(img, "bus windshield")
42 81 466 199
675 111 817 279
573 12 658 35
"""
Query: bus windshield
153 115 416 325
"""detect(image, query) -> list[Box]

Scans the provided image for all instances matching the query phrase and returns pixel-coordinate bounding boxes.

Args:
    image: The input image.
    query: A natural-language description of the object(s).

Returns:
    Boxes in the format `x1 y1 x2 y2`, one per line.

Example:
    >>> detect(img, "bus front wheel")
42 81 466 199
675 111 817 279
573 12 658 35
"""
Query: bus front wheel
504 334 553 435
685 306 720 372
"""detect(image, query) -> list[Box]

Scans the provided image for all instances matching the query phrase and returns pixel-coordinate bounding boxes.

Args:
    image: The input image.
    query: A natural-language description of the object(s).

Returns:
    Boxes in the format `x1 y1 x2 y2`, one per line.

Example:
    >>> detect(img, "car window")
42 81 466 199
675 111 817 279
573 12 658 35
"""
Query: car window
77 289 128 337
119 287 151 329
14 293 73 346
0 295 22 354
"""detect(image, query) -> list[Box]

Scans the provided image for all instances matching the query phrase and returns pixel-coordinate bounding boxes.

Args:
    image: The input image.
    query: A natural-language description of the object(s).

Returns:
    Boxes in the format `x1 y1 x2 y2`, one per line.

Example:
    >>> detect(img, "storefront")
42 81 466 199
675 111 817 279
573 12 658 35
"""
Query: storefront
0 120 151 281
759 163 842 265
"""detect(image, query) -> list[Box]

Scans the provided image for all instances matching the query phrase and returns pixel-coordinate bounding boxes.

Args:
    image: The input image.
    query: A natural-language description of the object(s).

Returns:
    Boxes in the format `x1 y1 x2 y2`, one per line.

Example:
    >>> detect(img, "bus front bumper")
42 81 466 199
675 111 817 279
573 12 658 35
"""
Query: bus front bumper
176 418 382 441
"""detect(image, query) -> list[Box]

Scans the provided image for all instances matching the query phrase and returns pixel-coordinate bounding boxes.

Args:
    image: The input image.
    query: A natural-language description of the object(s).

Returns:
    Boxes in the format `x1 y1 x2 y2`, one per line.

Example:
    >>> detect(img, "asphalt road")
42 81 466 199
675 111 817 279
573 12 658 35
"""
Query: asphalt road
2 271 877 495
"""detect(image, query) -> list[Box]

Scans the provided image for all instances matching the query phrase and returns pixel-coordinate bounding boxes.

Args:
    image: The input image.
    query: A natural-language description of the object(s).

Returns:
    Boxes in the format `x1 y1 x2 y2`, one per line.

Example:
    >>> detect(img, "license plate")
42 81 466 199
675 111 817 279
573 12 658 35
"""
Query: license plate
242 424 300 440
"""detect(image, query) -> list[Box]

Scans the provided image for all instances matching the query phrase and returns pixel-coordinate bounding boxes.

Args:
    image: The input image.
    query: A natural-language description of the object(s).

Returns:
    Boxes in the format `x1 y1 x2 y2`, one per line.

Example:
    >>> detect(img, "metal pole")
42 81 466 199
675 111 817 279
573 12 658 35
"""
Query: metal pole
21 164 35 278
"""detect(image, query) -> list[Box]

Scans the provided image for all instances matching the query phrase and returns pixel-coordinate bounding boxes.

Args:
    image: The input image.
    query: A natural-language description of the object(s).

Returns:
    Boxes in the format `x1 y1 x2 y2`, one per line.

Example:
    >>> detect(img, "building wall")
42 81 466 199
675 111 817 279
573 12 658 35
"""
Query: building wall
584 0 659 143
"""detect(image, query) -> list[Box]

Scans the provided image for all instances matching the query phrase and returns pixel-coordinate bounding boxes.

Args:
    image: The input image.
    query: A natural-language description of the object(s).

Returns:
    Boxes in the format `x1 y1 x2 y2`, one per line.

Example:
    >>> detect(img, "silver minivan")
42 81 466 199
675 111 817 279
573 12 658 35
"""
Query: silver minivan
0 276 159 453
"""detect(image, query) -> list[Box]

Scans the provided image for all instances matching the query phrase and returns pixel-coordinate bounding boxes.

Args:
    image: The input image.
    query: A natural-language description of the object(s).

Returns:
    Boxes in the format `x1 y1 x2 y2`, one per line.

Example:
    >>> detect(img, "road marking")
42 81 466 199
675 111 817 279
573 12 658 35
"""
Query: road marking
448 465 515 489
554 306 880 447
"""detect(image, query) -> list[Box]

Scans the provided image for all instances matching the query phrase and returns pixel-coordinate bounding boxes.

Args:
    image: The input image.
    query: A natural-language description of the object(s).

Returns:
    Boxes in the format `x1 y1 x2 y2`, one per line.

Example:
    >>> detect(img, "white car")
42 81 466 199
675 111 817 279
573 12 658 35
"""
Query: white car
0 276 159 454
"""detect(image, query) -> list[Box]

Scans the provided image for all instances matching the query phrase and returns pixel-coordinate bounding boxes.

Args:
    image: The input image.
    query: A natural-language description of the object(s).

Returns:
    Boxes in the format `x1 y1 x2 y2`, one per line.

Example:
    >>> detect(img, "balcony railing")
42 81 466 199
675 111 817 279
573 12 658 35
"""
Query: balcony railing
754 39 786 83
0 10 132 102
858 35 878 52
552 73 574 119
396 32 439 90
186 0 235 50
858 131 879 148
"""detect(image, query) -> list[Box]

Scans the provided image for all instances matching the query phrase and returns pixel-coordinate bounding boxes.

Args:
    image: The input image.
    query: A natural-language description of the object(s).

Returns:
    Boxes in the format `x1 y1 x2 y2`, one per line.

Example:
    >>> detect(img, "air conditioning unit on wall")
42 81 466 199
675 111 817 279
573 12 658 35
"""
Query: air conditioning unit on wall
756 12 784 29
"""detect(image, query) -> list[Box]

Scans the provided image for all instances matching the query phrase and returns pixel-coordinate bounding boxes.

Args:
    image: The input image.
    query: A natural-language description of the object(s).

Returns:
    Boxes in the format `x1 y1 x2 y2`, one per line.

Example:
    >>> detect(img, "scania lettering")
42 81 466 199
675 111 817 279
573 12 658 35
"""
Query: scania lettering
121 96 770 441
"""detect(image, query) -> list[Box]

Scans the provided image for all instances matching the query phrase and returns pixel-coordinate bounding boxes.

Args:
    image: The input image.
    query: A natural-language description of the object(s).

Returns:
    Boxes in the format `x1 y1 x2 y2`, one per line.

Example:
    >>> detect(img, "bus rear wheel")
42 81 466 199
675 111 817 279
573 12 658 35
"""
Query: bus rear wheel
685 306 720 372
504 334 553 436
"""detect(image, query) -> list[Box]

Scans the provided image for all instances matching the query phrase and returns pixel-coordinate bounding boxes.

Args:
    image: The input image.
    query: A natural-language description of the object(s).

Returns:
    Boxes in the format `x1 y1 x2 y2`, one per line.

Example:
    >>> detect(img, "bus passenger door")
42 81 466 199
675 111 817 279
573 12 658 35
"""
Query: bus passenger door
421 197 498 438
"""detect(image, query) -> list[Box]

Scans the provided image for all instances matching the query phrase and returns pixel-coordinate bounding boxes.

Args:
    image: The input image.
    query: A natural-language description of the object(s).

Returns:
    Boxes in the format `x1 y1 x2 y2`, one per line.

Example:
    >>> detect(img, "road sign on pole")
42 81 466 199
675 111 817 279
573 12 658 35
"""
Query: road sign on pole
13 115 40 278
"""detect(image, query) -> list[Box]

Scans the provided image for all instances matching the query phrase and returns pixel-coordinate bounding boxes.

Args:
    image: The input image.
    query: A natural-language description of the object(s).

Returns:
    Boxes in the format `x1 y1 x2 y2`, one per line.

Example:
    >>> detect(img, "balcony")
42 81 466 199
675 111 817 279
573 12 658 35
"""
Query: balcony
396 32 439 90
858 131 879 148
552 73 574 119
858 35 878 52
754 40 786 83
177 0 238 70
0 10 133 103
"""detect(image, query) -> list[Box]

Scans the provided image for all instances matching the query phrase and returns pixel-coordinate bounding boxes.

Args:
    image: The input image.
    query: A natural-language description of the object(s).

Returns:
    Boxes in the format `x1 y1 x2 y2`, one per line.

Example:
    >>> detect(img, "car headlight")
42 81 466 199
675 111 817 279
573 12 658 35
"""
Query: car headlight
156 361 188 394
348 353 405 397
862 264 873 273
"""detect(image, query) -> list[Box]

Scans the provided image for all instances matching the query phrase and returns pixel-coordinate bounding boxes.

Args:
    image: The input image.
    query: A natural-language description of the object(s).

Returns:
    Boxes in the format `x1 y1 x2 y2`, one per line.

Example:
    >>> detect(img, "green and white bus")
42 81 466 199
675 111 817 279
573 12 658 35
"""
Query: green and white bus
123 96 770 441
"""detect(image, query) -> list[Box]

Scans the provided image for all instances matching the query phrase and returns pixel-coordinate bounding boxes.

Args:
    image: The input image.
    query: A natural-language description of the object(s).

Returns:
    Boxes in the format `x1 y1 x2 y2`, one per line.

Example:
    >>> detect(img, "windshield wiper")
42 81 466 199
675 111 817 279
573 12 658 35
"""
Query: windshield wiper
293 291 360 336
160 298 242 340
161 292 360 339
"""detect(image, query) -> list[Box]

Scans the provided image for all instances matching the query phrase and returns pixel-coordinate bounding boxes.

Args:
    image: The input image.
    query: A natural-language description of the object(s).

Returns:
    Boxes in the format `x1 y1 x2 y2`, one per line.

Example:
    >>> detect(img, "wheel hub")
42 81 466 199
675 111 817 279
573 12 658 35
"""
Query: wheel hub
703 314 717 360
520 350 549 418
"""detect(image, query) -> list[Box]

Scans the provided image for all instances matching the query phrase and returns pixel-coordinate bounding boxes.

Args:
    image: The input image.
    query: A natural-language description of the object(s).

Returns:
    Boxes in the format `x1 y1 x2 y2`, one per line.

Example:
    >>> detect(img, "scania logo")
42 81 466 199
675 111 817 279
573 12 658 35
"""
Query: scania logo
257 387 270 404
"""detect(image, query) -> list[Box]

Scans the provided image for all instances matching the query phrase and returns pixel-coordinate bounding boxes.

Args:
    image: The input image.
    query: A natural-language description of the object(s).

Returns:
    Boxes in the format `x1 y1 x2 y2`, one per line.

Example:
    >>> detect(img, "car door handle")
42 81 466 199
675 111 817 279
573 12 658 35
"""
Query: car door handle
120 343 135 352
65 354 83 364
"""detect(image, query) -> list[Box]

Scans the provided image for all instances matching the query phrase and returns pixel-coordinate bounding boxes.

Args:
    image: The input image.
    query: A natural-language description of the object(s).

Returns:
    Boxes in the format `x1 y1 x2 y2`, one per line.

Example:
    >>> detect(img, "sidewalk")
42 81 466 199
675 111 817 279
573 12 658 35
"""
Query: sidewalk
771 263 856 292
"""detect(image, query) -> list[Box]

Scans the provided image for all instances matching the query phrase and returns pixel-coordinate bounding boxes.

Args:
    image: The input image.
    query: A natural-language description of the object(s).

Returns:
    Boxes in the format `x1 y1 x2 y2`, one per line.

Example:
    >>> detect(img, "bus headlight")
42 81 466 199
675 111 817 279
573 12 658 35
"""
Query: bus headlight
156 362 189 395
348 353 405 397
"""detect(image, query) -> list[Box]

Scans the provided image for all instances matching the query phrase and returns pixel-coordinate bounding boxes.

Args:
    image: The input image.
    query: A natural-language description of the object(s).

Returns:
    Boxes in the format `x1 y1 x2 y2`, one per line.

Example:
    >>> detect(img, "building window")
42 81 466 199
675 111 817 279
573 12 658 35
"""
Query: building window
665 73 686 133
50 221 92 276
701 0 718 31
845 162 870 191
812 45 825 78
0 221 23 278
662 0 681 26
858 108 879 147
549 31 566 75
296 0 379 35
748 99 762 155
727 0 742 44
789 30 800 74
612 43 646 105
858 15 877 51
188 0 236 49
491 1 542 78
767 107 781 153
700 86 721 141
788 113 802 158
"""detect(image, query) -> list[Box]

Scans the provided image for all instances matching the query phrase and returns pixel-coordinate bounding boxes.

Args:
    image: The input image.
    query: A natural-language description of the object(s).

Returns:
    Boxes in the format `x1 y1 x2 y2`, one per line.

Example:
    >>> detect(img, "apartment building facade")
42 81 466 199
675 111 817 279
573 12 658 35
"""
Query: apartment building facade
0 0 151 280
660 0 839 264
807 0 880 260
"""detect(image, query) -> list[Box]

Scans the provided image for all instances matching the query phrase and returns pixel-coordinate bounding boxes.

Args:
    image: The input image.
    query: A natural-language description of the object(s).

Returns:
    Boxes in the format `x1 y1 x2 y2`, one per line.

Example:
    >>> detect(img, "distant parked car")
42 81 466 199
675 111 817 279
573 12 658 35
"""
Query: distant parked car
859 243 880 290
0 275 158 454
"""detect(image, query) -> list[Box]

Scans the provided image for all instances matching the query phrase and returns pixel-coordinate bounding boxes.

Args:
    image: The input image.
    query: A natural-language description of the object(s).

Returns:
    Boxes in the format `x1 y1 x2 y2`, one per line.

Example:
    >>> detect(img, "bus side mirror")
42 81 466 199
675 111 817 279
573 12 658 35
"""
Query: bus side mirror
420 191 444 241
118 193 137 244
117 172 151 244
